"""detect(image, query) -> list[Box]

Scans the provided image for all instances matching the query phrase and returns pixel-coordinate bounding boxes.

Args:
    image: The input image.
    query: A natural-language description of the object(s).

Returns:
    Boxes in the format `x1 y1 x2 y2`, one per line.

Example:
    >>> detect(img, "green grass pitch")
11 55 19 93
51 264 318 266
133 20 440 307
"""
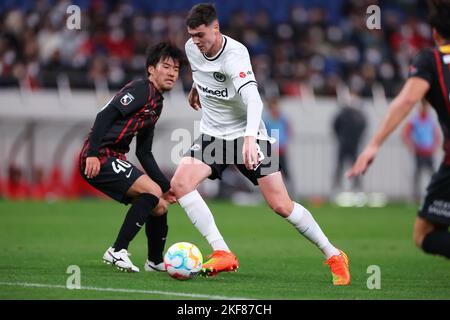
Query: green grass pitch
0 199 449 300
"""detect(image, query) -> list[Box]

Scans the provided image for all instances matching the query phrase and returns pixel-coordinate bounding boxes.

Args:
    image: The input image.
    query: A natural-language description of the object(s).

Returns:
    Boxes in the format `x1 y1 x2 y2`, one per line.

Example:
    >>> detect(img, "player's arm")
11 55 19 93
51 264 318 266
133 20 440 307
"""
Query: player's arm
136 128 176 203
85 105 122 178
347 77 430 177
240 84 264 170
225 48 262 170
86 80 149 179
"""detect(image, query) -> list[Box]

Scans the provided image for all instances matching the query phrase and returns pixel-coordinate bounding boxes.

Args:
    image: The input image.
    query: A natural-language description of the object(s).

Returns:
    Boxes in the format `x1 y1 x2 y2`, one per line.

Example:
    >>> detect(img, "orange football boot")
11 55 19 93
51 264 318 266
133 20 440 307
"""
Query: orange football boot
324 249 350 286
200 250 239 276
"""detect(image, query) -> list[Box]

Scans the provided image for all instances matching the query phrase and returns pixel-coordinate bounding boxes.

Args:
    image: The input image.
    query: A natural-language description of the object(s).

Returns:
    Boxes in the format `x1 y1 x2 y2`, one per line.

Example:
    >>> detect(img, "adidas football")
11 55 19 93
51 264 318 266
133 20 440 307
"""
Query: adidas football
164 242 203 280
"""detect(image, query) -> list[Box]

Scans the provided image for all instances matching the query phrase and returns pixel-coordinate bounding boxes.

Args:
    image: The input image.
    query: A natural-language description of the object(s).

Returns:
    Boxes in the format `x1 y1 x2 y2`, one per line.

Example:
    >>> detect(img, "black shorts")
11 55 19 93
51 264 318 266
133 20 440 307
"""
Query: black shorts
418 164 450 227
184 134 280 186
80 157 144 205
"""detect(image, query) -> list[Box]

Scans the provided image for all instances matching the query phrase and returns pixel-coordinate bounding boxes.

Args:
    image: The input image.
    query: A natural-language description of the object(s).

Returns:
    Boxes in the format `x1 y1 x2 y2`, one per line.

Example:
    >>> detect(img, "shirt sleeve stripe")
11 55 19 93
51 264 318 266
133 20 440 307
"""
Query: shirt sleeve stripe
237 80 258 94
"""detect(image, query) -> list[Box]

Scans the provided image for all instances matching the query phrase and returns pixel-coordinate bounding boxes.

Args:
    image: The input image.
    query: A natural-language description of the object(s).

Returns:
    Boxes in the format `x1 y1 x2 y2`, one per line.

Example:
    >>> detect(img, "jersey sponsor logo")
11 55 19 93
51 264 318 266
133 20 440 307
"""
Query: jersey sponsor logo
120 93 135 106
197 84 228 97
239 72 246 78
213 72 226 82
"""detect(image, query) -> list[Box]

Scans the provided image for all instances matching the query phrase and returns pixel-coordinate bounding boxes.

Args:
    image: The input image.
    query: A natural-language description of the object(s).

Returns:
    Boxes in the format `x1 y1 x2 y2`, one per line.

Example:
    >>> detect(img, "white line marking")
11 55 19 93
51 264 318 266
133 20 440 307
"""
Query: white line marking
0 281 252 300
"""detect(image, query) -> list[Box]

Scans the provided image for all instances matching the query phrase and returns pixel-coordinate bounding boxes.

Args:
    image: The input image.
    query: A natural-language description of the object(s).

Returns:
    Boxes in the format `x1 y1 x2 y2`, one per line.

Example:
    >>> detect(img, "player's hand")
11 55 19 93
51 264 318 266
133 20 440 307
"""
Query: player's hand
162 188 177 204
188 86 201 110
153 198 169 216
346 145 379 178
85 156 101 179
243 136 259 170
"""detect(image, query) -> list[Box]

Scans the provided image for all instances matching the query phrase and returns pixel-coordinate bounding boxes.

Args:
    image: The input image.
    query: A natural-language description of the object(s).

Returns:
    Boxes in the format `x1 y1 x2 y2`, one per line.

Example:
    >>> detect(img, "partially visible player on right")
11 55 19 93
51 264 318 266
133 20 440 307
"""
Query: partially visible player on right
348 0 450 259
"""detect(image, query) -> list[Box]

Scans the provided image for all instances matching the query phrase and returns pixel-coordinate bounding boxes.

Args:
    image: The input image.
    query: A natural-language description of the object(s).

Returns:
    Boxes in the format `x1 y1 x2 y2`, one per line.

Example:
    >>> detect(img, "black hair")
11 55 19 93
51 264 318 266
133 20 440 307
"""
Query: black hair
428 0 450 39
145 42 185 76
186 3 218 29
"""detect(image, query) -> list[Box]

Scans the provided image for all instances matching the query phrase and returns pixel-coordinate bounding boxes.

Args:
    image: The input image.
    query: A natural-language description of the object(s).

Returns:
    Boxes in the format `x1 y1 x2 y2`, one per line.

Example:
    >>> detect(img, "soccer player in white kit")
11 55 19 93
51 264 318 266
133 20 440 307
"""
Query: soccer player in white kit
170 3 350 285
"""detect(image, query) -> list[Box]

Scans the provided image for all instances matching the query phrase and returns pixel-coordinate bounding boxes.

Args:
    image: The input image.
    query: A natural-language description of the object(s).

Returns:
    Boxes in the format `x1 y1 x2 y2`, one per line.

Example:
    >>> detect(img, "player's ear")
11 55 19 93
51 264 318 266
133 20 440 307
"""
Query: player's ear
213 20 219 32
148 65 155 77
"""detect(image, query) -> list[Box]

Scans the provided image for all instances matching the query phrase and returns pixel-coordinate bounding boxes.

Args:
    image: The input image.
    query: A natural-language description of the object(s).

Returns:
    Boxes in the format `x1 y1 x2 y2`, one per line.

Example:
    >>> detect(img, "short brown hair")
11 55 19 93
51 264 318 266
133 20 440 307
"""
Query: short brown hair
186 3 218 29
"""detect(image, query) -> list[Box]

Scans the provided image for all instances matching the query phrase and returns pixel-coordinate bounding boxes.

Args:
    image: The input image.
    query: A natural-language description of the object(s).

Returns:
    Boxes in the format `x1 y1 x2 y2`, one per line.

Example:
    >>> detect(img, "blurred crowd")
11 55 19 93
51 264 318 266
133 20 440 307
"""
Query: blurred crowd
1 159 106 201
0 0 433 97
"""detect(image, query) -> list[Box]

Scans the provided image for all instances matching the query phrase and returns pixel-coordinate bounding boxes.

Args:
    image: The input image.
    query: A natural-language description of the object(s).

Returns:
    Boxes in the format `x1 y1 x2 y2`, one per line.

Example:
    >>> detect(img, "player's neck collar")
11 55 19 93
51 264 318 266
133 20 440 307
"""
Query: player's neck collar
203 36 227 61
438 43 450 54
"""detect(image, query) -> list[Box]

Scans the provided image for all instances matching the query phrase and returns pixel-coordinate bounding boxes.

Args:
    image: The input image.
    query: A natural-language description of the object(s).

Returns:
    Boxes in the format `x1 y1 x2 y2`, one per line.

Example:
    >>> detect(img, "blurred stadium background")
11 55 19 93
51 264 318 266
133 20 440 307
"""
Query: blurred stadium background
0 0 439 205
2 0 450 301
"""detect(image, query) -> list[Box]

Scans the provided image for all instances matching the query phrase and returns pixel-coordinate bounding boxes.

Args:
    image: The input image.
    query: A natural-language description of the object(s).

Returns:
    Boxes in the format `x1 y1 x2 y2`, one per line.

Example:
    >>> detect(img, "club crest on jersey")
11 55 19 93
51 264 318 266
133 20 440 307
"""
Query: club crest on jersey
213 72 226 82
120 93 134 106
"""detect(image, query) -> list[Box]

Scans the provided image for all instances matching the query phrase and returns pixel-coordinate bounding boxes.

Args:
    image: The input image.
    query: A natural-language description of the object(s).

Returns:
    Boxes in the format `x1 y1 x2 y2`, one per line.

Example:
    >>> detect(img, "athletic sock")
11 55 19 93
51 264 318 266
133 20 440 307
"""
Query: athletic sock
146 211 168 264
113 193 159 252
178 190 230 252
422 230 450 259
286 202 340 259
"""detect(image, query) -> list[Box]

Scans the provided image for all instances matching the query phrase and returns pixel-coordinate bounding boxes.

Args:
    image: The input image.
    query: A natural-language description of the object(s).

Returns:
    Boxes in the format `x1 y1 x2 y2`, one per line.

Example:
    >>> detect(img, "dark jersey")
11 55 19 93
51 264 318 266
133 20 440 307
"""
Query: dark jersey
80 79 170 192
409 45 450 165
81 79 164 160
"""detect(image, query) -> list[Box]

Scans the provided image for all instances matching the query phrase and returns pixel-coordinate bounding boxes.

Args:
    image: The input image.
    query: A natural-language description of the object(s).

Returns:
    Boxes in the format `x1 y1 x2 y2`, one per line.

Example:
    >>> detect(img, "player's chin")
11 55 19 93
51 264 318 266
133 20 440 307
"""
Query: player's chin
163 81 175 90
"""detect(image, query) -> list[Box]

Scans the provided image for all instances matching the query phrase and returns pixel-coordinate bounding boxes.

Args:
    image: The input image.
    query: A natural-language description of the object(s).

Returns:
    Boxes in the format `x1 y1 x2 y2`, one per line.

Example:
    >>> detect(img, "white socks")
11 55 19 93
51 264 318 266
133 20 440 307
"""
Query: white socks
178 190 230 252
286 202 340 259
178 191 337 258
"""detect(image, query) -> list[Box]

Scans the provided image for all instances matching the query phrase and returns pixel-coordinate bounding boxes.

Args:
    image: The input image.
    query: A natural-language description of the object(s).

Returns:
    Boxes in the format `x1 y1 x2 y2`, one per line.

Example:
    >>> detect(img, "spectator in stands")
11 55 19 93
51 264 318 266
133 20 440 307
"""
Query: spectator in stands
0 0 436 98
402 100 440 201
332 91 367 192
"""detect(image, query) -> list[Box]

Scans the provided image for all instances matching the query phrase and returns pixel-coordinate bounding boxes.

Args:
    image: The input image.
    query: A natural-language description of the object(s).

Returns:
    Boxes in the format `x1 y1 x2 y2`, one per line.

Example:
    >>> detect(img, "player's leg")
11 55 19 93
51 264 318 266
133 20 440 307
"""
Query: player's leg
171 136 239 276
104 174 164 272
112 174 163 252
80 157 161 272
257 172 350 285
258 172 340 256
142 187 169 272
414 217 450 259
144 212 168 272
171 157 231 253
415 164 450 259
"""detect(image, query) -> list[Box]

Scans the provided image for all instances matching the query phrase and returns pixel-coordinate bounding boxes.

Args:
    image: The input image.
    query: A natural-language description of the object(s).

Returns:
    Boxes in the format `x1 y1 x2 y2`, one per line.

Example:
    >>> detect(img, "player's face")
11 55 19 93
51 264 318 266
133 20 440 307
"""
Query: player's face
187 22 219 55
148 57 180 92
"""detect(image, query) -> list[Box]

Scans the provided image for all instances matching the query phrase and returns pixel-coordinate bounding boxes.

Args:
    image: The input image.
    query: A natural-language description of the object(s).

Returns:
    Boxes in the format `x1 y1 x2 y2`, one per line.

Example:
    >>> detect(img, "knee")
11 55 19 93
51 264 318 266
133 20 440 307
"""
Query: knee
170 175 193 197
268 199 293 217
413 228 428 249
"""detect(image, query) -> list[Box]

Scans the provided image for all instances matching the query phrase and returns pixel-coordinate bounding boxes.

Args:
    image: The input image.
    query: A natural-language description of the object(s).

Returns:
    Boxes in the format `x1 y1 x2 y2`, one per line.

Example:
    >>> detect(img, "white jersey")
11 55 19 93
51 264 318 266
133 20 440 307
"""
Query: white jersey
185 35 271 141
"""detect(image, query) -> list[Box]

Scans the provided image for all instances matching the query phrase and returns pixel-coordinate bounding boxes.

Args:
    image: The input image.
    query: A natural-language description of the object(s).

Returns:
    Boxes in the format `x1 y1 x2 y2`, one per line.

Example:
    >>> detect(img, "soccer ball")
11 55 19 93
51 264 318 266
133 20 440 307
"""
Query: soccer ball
164 242 203 280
